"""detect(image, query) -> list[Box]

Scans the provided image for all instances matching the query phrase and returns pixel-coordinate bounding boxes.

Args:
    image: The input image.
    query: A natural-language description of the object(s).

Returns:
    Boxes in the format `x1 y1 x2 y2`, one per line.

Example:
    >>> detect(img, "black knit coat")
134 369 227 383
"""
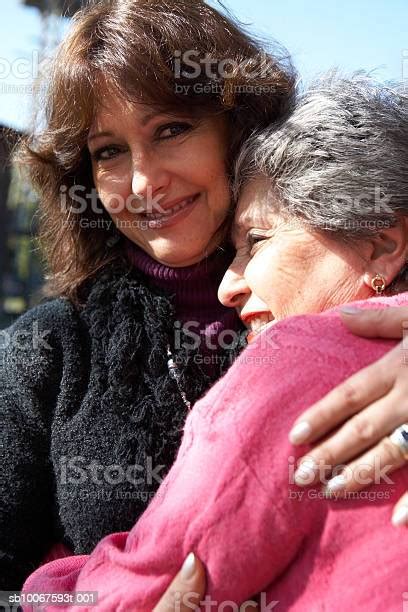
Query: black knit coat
0 259 237 590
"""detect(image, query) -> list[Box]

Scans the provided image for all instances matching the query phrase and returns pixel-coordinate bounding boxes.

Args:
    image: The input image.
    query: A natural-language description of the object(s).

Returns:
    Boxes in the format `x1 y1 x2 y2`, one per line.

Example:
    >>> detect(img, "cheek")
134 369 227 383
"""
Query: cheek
97 168 129 189
94 169 131 212
196 159 230 218
245 251 277 306
188 131 228 189
245 243 310 311
191 154 228 193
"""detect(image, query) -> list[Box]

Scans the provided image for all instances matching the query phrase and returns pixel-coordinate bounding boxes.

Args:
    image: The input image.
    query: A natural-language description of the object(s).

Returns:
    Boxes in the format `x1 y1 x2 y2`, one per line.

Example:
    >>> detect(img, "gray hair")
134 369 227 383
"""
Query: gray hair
234 72 408 246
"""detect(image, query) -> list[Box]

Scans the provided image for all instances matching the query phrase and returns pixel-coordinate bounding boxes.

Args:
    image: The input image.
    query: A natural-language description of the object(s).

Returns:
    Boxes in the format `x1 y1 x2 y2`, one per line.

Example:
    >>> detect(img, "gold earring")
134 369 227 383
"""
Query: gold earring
371 273 386 295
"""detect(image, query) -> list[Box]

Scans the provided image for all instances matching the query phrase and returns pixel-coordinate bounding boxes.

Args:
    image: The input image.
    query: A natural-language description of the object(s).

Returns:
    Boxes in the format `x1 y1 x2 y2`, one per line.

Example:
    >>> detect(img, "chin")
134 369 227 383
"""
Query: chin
150 246 209 267
148 237 220 267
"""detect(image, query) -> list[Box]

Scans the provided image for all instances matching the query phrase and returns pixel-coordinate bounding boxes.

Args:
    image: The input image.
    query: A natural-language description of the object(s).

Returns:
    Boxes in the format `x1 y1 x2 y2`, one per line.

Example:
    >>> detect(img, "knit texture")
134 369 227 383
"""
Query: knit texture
22 292 408 611
125 241 242 377
0 255 242 590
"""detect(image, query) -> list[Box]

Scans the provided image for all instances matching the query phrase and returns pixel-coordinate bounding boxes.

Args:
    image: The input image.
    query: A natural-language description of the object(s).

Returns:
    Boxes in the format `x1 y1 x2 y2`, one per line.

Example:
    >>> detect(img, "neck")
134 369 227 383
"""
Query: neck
125 240 244 375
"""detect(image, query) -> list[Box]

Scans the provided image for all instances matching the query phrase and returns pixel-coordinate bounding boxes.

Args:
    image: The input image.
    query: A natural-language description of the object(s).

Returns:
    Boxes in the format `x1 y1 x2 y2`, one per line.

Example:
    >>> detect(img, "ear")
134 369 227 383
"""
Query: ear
363 218 408 291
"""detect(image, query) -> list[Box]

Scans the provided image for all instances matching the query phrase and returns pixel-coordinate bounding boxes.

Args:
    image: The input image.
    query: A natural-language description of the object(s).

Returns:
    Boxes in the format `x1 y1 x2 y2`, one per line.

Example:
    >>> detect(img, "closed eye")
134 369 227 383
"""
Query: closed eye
247 231 268 250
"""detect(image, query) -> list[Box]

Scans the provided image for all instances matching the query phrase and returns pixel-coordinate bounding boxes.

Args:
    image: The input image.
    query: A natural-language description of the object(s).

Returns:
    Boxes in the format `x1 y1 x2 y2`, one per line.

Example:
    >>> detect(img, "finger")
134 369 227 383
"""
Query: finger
340 305 408 338
153 553 206 612
320 436 407 496
289 346 399 446
293 388 408 487
391 491 408 527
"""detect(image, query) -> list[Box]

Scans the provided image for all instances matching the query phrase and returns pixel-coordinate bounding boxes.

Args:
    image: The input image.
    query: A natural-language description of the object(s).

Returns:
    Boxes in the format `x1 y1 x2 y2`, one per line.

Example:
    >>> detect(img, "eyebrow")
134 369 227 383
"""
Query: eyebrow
87 110 161 143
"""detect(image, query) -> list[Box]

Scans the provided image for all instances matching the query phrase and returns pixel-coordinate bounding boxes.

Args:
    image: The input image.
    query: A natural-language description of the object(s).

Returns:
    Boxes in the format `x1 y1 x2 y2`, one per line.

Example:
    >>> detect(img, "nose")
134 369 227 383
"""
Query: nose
131 152 171 205
218 264 251 309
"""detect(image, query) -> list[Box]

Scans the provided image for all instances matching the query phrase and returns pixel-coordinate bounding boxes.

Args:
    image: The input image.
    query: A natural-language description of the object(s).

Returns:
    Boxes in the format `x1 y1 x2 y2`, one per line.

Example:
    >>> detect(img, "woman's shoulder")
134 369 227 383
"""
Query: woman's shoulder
2 296 82 345
4 258 142 338
0 296 86 392
192 294 407 431
253 293 407 371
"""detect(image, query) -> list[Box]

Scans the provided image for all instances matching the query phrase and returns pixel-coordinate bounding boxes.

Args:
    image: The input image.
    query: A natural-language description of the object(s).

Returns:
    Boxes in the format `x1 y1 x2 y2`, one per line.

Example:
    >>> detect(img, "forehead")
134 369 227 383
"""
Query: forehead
232 178 276 237
88 88 152 137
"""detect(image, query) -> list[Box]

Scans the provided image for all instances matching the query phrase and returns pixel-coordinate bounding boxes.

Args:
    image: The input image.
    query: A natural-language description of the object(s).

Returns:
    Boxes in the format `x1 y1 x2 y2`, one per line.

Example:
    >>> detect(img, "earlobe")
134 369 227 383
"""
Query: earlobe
365 273 386 295
364 221 408 291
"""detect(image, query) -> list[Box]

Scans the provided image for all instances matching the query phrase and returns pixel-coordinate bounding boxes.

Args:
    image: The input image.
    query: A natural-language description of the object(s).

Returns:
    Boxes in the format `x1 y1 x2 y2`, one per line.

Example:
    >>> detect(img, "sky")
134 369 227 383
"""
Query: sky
0 0 406 131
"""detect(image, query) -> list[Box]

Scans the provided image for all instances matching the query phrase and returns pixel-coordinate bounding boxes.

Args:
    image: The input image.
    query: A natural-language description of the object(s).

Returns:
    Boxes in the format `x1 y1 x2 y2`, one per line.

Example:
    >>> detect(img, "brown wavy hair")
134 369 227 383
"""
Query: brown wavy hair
16 0 295 306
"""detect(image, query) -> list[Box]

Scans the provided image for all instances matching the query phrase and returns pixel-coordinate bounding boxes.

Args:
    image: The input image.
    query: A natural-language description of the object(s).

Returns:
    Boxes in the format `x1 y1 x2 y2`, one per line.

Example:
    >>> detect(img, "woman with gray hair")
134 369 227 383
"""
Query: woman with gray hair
23 74 408 610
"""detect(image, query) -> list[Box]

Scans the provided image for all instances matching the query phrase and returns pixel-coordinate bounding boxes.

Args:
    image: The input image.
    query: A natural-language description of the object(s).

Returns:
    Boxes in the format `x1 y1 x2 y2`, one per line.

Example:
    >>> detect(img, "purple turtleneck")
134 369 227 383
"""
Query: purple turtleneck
125 240 243 376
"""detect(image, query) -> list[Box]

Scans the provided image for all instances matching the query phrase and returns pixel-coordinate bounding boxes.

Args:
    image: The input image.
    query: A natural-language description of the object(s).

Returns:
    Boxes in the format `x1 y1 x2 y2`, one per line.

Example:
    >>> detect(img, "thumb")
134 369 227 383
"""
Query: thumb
153 553 206 611
340 305 408 339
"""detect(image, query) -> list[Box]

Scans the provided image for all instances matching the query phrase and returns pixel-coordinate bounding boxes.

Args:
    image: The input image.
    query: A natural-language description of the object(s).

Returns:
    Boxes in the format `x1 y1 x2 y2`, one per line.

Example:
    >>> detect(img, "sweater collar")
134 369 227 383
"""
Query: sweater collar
125 240 240 327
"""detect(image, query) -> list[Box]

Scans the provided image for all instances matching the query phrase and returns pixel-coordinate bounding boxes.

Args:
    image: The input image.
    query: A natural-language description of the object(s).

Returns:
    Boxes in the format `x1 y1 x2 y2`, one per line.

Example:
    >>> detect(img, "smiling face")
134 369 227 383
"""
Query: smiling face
218 178 373 339
87 88 231 267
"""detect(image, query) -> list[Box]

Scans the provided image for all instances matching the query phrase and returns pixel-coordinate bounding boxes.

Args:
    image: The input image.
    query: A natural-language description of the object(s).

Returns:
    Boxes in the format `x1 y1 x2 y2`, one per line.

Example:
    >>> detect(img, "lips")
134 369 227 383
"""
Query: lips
140 194 200 221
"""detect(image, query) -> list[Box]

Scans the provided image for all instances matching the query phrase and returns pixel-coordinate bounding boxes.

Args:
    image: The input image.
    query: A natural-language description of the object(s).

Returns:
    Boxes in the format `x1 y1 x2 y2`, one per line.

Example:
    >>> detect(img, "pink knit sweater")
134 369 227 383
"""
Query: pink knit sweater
22 293 408 611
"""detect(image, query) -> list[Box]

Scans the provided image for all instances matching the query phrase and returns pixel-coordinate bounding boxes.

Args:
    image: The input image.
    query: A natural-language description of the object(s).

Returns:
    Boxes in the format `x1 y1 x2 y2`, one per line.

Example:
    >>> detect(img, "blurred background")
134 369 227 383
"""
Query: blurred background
0 0 406 326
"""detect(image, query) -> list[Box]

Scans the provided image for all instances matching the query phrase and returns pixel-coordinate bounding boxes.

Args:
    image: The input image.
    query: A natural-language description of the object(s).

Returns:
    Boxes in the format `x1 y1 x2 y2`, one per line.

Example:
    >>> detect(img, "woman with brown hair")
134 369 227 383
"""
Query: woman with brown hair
1 0 407 598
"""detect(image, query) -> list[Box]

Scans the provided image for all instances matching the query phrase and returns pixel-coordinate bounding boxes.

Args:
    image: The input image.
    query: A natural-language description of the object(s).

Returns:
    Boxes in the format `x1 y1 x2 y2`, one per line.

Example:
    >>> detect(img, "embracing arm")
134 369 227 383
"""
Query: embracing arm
24 308 405 610
23 319 326 610
289 305 408 526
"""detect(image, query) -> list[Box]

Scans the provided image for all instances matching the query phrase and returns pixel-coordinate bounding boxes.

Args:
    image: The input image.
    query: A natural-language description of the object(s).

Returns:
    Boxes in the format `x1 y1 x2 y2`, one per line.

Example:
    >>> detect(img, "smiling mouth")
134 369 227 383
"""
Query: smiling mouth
242 313 275 342
140 194 200 222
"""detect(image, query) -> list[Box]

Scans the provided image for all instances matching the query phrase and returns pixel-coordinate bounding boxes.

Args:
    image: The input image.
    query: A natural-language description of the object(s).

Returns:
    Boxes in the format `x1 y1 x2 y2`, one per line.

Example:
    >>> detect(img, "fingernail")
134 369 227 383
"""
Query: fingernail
289 421 312 444
181 552 196 580
391 506 408 527
294 459 318 486
340 306 362 315
324 474 347 494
